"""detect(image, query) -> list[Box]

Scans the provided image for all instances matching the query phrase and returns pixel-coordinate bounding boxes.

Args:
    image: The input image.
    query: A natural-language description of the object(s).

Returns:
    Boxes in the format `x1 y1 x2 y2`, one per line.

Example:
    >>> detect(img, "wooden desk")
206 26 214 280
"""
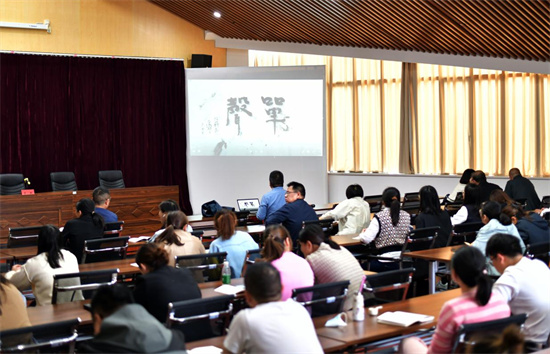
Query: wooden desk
0 186 180 245
406 246 460 294
331 233 361 247
313 288 460 349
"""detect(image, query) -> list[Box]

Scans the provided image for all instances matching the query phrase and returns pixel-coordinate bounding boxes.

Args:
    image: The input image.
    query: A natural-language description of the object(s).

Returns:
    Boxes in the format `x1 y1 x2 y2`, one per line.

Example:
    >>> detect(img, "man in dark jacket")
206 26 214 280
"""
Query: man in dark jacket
504 168 541 211
470 170 502 203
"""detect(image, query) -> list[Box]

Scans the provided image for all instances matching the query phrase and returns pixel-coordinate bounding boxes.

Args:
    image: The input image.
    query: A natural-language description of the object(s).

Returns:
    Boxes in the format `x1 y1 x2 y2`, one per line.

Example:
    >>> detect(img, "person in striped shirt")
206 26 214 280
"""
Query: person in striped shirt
400 246 511 354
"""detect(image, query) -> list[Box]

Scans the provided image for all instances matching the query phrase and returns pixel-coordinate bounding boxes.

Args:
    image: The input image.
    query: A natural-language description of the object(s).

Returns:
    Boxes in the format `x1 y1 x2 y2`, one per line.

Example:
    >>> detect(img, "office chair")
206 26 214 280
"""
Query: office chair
175 252 227 283
364 195 383 213
103 221 124 236
7 225 42 248
81 236 129 264
50 172 77 191
241 248 261 276
292 280 350 317
525 241 550 265
302 218 337 237
0 318 81 353
446 222 483 246
0 174 25 195
234 210 250 226
98 170 125 189
166 295 234 342
364 267 415 306
52 268 119 304
402 192 421 215
542 196 550 209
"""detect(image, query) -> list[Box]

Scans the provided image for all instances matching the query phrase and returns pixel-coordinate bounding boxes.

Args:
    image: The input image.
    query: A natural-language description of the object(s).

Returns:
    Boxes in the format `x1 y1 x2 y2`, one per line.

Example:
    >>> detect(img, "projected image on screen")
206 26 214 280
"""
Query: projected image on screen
187 79 323 156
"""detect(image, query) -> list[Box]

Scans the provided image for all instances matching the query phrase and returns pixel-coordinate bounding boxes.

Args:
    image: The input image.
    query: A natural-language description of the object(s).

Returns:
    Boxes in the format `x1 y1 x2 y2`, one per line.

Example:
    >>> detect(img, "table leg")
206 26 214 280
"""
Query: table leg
428 261 436 294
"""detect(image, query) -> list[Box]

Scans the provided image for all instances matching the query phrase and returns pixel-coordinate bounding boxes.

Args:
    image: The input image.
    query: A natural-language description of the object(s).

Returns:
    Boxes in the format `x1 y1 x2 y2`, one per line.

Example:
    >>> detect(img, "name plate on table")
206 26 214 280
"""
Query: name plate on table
21 189 35 195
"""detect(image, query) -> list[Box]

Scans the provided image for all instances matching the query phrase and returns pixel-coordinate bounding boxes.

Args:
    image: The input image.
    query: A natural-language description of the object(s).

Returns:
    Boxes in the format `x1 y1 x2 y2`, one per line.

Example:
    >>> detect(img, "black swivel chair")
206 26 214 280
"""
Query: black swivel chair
302 218 338 237
50 172 77 191
7 225 42 248
364 267 415 306
447 222 484 246
0 174 25 195
241 248 261 276
98 170 125 189
402 192 421 215
175 252 228 283
81 236 129 264
364 195 383 213
52 269 119 304
292 280 350 317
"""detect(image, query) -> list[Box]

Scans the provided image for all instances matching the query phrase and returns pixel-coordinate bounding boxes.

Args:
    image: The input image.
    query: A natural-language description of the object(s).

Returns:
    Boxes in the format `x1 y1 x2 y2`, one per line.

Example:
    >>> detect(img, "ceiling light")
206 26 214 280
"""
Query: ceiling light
213 11 221 18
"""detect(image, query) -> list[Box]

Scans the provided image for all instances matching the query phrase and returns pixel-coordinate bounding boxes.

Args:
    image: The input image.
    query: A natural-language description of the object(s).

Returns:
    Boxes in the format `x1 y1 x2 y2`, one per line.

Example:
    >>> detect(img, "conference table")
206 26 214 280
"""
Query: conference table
406 246 460 294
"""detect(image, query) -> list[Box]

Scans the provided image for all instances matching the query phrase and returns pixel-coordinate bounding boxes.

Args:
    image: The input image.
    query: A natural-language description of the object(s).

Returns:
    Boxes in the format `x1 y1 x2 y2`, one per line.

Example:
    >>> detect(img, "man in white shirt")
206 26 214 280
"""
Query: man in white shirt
486 233 550 351
223 262 323 354
320 184 370 235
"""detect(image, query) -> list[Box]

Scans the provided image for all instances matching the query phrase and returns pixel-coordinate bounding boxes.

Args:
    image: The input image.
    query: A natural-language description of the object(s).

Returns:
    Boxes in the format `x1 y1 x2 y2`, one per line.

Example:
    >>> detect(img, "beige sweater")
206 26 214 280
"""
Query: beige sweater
160 229 206 267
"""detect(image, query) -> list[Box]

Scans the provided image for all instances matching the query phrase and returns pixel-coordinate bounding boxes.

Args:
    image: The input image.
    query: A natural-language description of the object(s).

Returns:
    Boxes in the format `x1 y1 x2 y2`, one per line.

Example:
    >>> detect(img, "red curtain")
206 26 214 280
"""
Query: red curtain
0 53 192 214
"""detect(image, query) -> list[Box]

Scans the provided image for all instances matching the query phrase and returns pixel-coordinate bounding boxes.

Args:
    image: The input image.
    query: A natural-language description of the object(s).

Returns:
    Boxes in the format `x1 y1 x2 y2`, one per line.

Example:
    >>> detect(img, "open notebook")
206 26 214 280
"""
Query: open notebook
377 311 434 327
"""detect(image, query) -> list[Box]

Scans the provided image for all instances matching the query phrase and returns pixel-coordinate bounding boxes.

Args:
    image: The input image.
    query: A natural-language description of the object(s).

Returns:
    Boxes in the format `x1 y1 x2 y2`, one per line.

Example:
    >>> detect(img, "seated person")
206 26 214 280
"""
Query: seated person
261 224 314 300
299 224 364 311
319 183 371 235
149 199 180 243
209 209 258 278
134 243 201 323
416 185 452 248
6 225 82 305
223 262 322 354
470 170 502 203
472 201 525 275
501 204 549 246
400 247 510 354
265 181 318 244
447 168 475 203
256 170 286 221
486 233 550 351
92 186 118 223
0 274 31 330
154 211 205 267
490 189 516 207
505 168 541 211
451 183 482 225
79 284 186 353
62 198 104 263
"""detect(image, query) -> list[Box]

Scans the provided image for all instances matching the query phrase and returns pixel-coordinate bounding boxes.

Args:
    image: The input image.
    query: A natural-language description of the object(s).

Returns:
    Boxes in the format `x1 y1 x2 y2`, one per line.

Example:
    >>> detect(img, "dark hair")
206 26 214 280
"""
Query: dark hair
37 225 64 269
269 170 284 188
156 211 187 246
481 201 502 221
76 198 104 228
463 183 481 208
136 243 169 271
92 186 111 206
470 170 487 183
485 233 523 258
91 283 134 319
244 262 282 303
459 169 476 185
346 184 364 199
214 209 237 240
467 324 524 354
451 246 493 306
261 225 291 262
287 181 306 198
419 185 441 215
382 187 401 226
501 204 531 223
159 200 180 213
298 224 340 250
490 190 515 207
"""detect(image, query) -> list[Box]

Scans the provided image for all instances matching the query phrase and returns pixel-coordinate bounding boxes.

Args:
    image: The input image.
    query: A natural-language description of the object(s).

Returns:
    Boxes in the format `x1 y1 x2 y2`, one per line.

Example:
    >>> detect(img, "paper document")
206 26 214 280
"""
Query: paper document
215 284 245 295
377 311 434 327
129 236 150 243
189 346 222 354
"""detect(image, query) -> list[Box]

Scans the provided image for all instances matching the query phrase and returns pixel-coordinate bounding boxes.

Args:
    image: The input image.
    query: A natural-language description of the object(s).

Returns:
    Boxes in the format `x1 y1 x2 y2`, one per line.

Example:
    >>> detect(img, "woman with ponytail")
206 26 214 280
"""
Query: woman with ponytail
261 225 314 300
134 243 201 323
400 247 511 354
62 198 104 263
298 224 364 311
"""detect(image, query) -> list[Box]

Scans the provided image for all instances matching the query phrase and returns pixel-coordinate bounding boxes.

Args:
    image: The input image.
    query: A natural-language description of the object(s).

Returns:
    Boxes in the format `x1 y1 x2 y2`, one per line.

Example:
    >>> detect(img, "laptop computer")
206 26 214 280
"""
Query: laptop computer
237 198 260 213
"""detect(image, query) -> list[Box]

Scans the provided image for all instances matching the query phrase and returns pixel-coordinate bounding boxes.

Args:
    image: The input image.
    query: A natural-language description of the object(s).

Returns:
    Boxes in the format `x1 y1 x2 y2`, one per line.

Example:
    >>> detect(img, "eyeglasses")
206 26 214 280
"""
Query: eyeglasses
285 191 297 195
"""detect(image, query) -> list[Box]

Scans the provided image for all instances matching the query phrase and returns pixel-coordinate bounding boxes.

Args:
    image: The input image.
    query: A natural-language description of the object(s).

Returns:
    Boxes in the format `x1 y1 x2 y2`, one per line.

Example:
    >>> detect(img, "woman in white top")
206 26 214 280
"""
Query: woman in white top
5 225 82 305
319 184 370 235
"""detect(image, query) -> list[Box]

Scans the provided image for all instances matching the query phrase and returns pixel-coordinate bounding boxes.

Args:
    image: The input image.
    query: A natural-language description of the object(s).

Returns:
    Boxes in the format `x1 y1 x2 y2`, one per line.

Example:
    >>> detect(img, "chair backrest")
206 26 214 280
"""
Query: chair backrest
364 267 415 305
541 195 550 209
166 295 234 342
175 252 228 282
452 314 527 353
402 192 421 214
50 172 77 192
52 269 119 304
292 280 350 317
7 225 42 248
103 221 124 236
447 222 484 246
0 318 80 353
302 218 337 237
364 195 383 213
190 230 204 241
98 170 125 189
234 210 250 226
0 174 25 195
82 236 129 264
402 226 439 253
525 241 550 265
241 248 261 276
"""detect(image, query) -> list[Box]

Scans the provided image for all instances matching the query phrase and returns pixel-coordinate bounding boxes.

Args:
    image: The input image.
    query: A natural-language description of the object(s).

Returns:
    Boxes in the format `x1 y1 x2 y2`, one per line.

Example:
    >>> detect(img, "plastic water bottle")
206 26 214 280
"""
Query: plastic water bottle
353 292 365 321
222 260 231 284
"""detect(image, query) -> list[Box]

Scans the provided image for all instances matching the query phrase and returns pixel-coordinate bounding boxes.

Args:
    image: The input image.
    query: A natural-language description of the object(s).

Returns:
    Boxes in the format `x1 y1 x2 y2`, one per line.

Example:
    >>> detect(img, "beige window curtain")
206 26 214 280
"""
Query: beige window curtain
250 50 550 177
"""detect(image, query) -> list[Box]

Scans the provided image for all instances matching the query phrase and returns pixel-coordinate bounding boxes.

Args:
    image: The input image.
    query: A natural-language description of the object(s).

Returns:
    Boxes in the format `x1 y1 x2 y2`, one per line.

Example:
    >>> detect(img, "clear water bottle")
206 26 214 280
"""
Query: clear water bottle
222 260 231 284
353 291 365 321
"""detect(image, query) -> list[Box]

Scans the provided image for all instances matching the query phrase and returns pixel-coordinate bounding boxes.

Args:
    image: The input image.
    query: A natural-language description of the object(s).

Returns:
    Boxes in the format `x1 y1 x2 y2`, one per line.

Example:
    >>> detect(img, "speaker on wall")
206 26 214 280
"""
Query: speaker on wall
191 54 212 68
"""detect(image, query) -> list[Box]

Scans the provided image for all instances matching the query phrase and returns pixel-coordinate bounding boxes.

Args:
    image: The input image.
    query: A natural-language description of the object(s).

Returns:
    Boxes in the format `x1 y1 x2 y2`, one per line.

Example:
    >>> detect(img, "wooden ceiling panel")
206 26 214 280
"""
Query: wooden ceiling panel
149 0 550 62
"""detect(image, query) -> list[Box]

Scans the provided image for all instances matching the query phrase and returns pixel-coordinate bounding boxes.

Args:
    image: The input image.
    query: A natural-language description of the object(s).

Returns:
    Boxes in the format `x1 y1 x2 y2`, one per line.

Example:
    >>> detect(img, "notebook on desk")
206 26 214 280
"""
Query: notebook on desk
237 198 260 213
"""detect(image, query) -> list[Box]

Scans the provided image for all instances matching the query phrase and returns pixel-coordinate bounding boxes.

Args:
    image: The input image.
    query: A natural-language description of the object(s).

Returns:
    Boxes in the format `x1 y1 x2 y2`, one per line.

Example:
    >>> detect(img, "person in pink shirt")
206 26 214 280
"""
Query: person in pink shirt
261 225 314 300
400 246 511 354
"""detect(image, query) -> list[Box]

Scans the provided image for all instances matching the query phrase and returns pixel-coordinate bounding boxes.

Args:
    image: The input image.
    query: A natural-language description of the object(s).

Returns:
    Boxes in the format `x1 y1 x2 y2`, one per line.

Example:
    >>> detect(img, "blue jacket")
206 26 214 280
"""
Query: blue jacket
516 213 549 245
265 199 318 242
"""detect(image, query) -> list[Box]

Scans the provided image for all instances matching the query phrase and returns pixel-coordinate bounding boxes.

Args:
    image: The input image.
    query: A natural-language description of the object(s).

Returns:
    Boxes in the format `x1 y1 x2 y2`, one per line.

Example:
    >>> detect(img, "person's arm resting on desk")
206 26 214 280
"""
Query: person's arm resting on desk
256 198 268 221
359 216 379 244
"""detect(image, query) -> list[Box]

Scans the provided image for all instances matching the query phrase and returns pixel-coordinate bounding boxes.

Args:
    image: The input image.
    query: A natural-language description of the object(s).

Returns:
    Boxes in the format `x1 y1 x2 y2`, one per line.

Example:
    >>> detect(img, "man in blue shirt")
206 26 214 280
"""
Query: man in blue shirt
93 186 118 223
265 181 317 244
256 170 286 221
